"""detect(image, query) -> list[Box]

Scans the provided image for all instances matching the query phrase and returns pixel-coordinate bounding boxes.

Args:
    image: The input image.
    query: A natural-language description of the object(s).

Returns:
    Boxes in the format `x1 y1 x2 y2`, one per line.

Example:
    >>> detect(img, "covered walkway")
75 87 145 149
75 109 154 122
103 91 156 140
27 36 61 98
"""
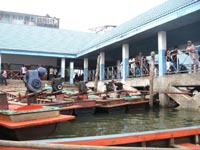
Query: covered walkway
0 0 200 85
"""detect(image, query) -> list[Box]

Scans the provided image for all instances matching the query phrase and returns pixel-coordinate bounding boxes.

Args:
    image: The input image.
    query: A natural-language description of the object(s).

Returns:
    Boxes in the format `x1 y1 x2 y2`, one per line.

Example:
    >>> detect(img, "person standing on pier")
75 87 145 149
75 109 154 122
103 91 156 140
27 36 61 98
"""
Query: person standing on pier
21 64 27 80
1 69 7 86
171 46 179 71
184 41 199 72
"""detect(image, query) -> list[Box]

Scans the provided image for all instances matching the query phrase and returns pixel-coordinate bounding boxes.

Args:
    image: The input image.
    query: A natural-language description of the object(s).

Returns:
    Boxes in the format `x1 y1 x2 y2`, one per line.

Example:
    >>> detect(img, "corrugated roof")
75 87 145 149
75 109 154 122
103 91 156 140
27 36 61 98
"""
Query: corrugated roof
0 23 98 54
80 0 200 54
0 0 199 57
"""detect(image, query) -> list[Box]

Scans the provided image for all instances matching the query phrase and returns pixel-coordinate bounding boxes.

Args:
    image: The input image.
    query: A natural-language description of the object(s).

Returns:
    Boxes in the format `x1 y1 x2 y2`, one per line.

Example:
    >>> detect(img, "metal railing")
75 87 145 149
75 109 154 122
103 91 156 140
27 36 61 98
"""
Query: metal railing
87 50 199 81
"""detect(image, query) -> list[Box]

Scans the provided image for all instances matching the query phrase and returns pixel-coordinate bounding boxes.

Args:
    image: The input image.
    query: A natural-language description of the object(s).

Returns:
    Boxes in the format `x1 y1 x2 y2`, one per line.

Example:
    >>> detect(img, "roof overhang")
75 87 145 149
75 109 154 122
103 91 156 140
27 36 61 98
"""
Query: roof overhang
0 49 76 58
77 0 200 57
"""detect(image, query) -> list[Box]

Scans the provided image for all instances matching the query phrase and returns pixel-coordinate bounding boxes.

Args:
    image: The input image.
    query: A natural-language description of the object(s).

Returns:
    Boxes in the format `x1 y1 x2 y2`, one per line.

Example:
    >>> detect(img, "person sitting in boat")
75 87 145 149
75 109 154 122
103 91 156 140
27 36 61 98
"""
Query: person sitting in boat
104 80 124 98
78 81 88 94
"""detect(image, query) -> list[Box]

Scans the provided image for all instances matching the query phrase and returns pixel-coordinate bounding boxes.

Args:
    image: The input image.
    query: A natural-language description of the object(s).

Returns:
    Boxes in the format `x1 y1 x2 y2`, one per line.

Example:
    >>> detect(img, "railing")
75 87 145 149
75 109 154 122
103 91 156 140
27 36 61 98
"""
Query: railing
6 70 22 80
87 50 199 81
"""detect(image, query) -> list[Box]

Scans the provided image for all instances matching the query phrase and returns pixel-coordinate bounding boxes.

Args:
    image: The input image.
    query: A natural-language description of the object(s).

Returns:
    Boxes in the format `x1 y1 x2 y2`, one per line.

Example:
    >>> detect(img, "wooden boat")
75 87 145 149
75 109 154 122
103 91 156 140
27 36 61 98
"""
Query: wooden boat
59 99 96 115
37 94 97 116
4 88 96 116
32 125 200 149
4 89 148 115
123 95 149 111
0 92 75 140
94 94 149 113
95 98 127 113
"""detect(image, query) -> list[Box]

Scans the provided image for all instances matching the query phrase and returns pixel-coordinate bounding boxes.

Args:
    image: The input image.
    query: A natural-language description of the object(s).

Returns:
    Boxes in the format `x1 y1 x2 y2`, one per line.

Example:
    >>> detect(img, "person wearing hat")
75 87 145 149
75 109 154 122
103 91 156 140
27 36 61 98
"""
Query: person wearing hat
185 40 199 72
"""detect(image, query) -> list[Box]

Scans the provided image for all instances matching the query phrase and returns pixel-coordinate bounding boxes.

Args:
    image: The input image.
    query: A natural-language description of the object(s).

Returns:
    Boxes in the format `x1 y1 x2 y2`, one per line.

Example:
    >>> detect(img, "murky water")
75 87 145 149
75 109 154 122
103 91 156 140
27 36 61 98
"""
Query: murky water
46 108 200 139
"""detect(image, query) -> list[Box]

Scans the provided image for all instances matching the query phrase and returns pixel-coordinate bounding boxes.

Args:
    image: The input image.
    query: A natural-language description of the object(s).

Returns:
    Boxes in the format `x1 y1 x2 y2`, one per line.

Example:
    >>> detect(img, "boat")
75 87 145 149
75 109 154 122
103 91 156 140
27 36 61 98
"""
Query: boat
4 87 148 115
31 125 200 149
0 93 75 140
3 87 96 116
89 90 149 113
37 93 97 116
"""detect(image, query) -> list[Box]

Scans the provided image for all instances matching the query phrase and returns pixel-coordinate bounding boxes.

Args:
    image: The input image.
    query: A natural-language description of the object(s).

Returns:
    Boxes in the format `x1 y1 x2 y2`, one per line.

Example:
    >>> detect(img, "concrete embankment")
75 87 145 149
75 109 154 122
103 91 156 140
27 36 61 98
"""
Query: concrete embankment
87 72 200 111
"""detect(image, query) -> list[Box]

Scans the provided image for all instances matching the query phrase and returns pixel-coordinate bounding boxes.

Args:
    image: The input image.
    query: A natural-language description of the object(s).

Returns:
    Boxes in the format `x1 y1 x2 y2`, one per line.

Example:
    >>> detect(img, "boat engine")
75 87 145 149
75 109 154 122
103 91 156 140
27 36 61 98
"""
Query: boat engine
23 67 47 104
51 77 64 92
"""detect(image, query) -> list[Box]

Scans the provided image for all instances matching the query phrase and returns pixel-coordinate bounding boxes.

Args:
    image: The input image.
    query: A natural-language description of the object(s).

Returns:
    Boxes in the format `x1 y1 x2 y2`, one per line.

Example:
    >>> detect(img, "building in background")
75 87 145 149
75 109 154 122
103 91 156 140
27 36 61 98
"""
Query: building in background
0 10 59 28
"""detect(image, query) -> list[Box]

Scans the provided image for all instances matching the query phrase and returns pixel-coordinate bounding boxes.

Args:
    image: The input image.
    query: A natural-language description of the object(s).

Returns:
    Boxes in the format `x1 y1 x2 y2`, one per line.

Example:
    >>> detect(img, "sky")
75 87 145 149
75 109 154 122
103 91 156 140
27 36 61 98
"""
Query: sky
0 0 167 32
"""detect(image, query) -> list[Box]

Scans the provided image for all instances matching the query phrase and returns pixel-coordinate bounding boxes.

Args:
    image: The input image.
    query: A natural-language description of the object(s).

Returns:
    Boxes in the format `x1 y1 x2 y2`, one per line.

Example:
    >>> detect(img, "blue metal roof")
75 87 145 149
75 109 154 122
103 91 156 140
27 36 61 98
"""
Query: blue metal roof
0 0 199 58
78 0 200 56
0 23 98 57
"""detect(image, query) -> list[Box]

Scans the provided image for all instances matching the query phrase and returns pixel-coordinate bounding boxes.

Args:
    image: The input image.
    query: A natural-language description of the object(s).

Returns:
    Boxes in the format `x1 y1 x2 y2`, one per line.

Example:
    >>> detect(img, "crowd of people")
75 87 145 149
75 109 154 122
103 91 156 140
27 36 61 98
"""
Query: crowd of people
128 52 150 77
86 40 199 81
115 40 199 79
74 73 84 82
165 40 199 74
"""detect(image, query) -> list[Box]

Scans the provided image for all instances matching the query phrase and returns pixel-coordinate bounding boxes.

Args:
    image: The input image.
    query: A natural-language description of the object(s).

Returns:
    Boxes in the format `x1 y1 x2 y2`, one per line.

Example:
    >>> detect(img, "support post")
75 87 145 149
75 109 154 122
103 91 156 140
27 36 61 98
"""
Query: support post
122 44 129 81
195 134 199 144
0 54 1 73
99 52 105 81
84 58 88 81
117 60 121 79
149 51 155 107
70 62 74 84
94 55 101 92
158 31 167 76
61 58 65 79
158 31 168 107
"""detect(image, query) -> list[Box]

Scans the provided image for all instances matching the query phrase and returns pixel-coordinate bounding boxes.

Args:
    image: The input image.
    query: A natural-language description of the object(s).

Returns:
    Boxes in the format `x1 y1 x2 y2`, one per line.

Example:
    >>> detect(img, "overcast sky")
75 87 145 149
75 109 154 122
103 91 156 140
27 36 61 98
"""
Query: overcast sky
0 0 167 32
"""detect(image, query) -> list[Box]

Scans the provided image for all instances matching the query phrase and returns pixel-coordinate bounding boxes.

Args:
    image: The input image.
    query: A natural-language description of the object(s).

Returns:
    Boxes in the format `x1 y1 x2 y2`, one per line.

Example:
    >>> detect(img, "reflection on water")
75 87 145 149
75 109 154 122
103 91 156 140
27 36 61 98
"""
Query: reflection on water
49 108 200 139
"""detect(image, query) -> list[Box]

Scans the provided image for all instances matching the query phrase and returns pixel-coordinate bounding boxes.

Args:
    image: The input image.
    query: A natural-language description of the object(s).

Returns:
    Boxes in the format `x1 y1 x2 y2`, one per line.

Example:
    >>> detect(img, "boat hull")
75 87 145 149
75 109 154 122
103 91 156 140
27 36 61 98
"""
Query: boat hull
0 114 75 140
0 123 57 140
33 125 200 148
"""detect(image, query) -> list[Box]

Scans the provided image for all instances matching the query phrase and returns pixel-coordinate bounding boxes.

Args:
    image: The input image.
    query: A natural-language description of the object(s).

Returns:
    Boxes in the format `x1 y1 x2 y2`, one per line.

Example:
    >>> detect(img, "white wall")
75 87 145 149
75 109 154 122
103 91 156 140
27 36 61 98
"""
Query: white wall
2 54 57 66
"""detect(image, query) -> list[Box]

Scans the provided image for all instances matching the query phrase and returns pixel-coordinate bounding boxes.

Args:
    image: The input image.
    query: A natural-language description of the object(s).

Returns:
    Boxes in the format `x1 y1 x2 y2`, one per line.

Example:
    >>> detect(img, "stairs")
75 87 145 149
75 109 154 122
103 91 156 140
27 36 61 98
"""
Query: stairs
168 86 200 110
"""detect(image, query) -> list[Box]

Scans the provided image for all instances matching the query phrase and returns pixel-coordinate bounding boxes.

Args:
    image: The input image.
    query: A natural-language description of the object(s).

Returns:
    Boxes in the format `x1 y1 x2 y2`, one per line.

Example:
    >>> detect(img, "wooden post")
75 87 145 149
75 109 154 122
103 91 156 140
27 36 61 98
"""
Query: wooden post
94 55 101 93
149 51 155 107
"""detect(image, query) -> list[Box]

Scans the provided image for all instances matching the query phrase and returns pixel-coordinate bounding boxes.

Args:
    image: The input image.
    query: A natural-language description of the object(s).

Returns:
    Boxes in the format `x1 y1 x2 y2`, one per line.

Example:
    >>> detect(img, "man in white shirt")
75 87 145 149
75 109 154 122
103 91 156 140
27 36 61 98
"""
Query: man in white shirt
129 56 136 77
185 40 199 72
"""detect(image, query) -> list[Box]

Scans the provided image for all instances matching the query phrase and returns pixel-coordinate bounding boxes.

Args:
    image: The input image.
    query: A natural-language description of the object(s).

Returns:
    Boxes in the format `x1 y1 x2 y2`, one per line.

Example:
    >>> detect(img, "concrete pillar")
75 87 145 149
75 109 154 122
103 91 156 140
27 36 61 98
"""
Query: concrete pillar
158 31 167 77
99 52 105 80
117 60 121 79
70 62 74 84
0 54 1 73
158 31 168 107
61 58 65 78
122 44 129 81
84 58 88 81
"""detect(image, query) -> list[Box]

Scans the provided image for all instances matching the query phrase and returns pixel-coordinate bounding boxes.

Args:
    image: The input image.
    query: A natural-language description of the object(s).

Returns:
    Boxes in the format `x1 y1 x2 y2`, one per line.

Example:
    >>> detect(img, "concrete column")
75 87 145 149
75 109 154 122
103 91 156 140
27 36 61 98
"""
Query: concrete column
70 62 74 84
117 60 121 79
122 44 129 81
158 31 167 77
61 58 65 78
99 52 105 80
158 31 168 107
0 54 1 72
84 58 88 81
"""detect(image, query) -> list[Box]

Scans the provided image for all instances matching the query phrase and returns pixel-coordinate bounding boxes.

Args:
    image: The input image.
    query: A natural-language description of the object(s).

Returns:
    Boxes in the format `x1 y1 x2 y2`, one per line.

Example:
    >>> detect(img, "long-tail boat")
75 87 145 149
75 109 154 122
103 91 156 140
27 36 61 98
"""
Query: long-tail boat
0 93 75 140
31 125 200 149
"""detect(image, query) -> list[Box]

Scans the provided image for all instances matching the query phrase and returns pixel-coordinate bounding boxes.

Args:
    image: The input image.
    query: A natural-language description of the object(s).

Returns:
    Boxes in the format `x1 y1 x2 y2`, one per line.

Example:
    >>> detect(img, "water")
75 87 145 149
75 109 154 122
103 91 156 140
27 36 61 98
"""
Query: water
48 108 200 139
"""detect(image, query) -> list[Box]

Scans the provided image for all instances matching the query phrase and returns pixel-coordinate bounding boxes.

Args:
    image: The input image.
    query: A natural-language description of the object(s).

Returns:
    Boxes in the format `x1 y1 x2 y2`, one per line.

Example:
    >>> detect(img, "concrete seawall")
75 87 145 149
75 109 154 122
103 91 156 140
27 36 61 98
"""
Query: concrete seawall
88 72 200 110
